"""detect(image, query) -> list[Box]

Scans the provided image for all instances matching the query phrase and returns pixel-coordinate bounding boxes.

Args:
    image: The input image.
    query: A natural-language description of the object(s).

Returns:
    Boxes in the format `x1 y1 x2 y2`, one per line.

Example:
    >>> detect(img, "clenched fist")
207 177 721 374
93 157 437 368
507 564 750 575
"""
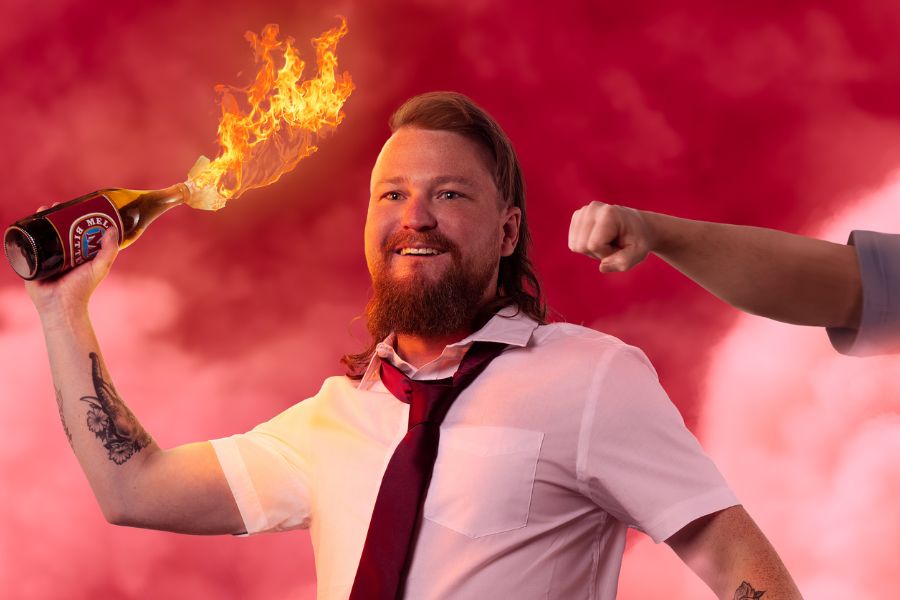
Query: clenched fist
568 202 656 272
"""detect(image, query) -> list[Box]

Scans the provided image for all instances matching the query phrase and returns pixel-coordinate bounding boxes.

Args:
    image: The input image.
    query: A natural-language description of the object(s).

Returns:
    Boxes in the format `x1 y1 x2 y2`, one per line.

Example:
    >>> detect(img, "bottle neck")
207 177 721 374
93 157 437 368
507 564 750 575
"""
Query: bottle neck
152 183 189 209
118 183 188 232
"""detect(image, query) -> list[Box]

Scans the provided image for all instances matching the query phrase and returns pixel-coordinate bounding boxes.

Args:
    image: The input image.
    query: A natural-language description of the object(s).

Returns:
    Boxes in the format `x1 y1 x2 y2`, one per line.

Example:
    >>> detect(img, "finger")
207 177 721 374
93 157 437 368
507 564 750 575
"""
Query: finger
572 202 603 254
585 211 622 259
567 207 584 251
37 205 49 212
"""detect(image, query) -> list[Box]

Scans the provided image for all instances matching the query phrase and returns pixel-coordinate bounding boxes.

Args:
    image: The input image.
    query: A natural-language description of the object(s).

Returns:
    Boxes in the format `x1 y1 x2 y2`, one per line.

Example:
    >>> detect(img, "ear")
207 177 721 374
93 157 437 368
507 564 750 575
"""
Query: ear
499 205 522 257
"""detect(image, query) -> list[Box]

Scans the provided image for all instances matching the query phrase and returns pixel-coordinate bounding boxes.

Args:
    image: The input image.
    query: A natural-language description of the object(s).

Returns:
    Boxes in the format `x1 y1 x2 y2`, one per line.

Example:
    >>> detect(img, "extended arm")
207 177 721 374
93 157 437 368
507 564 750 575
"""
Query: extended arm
28 226 243 534
568 202 862 329
666 505 802 599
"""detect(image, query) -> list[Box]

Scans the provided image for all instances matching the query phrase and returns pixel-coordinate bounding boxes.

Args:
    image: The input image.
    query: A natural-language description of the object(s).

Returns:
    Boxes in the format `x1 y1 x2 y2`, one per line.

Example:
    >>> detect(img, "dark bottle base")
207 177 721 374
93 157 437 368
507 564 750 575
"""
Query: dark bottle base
4 217 65 280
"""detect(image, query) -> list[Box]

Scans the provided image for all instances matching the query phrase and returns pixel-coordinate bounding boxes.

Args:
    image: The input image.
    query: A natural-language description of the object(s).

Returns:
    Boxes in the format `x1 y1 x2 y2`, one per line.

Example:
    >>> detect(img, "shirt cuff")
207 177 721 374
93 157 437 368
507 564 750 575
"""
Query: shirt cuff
640 487 740 544
210 436 267 537
827 230 900 356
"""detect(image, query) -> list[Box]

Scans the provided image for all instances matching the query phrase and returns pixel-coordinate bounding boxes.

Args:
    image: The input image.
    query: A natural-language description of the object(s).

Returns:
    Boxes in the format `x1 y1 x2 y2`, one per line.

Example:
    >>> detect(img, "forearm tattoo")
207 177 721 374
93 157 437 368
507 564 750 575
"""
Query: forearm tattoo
734 581 765 599
79 352 152 465
55 387 73 447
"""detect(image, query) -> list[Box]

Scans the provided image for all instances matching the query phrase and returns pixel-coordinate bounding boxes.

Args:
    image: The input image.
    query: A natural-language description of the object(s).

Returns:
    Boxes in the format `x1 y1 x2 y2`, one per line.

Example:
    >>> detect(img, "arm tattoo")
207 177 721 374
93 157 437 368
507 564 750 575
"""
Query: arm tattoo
55 387 73 447
79 352 152 465
734 581 766 599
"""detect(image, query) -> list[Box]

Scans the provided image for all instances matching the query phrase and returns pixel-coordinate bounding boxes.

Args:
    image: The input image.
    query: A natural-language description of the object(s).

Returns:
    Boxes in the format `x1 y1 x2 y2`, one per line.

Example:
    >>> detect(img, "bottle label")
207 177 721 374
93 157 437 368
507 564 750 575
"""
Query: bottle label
43 194 124 268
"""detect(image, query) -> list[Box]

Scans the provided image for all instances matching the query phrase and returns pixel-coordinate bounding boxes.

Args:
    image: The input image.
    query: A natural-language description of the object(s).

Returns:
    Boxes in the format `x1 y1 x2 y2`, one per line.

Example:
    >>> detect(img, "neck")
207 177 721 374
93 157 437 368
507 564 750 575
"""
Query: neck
394 330 471 368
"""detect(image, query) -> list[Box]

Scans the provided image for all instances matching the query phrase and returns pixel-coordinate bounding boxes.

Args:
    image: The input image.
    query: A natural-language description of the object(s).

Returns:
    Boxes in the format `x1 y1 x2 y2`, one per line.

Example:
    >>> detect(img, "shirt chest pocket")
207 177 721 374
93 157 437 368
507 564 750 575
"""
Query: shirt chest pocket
423 425 544 539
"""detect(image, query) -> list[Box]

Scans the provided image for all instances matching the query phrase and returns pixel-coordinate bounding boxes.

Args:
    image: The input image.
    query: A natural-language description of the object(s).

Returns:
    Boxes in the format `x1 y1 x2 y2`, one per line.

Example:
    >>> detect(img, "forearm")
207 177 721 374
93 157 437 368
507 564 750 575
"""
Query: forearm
709 525 800 600
642 211 862 328
40 307 160 522
669 506 801 600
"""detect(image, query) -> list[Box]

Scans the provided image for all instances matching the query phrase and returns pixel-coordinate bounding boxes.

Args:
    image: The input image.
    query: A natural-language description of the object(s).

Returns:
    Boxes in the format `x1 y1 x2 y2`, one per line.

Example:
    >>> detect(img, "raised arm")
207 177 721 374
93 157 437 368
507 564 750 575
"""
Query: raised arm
568 202 862 329
666 505 803 599
27 224 243 535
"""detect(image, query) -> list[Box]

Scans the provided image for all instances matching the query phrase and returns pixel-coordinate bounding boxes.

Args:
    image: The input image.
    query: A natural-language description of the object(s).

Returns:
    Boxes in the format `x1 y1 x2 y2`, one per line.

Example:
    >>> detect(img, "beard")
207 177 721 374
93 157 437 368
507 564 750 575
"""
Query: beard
366 230 498 340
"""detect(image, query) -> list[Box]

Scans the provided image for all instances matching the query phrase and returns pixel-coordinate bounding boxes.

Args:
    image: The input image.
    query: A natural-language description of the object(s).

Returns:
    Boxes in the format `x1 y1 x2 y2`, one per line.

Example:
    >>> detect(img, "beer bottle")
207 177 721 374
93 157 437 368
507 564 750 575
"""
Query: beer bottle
4 183 189 281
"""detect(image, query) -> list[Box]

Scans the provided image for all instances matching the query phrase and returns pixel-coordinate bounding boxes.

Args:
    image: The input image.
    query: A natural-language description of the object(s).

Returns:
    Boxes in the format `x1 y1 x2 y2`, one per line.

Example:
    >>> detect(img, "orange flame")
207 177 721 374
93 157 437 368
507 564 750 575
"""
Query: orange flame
187 18 354 209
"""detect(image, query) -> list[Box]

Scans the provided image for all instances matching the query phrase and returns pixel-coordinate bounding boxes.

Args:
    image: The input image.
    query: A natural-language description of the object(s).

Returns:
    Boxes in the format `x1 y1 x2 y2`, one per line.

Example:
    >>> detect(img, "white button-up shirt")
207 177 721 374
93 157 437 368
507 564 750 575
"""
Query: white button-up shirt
211 307 738 599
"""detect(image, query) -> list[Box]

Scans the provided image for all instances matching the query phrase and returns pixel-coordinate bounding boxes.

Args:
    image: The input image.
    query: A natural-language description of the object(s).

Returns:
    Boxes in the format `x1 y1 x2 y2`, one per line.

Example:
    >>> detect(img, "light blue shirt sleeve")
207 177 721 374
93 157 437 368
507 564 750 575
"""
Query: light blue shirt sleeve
827 230 900 356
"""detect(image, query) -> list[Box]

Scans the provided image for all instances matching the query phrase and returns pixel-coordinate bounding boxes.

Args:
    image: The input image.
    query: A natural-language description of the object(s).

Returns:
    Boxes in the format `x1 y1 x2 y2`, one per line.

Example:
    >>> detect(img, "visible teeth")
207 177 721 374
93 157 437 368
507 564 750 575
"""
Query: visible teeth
400 248 441 255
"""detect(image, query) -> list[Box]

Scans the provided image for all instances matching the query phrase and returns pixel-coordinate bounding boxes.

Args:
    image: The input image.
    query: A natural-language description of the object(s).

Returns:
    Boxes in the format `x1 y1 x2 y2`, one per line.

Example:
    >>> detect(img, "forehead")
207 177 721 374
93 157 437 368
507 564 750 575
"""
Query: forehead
370 128 495 190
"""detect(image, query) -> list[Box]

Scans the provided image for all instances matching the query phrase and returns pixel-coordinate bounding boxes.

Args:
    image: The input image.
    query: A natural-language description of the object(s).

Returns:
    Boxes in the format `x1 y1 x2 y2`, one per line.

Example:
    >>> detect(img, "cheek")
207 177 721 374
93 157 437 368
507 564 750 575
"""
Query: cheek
363 233 381 274
364 209 400 271
364 203 395 240
363 215 383 270
471 221 506 256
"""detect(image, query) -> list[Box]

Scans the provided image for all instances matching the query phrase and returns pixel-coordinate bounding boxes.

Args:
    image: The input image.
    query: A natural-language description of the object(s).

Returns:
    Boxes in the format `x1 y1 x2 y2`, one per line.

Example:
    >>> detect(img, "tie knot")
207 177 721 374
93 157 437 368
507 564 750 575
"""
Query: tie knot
379 362 454 427
377 341 508 430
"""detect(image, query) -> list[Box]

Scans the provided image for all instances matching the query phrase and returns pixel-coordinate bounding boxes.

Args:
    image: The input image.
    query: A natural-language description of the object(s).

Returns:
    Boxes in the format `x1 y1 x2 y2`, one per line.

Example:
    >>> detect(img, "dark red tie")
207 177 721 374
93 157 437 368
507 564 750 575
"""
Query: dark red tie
349 341 508 600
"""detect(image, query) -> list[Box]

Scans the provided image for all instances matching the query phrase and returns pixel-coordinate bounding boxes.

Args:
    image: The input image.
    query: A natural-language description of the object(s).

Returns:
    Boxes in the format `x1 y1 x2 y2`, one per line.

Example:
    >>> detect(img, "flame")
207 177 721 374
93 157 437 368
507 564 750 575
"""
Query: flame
186 18 354 210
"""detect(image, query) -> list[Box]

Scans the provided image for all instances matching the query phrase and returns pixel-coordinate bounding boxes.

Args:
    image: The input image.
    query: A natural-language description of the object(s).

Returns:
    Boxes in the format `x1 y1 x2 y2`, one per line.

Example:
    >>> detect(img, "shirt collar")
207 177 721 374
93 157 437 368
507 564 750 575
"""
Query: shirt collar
358 306 538 389
448 305 538 348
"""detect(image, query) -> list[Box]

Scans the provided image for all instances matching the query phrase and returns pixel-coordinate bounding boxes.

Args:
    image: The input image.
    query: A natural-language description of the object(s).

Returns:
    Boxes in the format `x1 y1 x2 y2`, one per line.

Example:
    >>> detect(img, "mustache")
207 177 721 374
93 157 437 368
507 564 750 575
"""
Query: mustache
382 230 459 255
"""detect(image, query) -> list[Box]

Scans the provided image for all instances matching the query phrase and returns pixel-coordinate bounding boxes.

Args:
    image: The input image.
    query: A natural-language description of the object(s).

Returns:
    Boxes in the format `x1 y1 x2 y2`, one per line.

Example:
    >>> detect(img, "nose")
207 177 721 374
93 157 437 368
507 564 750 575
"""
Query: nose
401 193 437 231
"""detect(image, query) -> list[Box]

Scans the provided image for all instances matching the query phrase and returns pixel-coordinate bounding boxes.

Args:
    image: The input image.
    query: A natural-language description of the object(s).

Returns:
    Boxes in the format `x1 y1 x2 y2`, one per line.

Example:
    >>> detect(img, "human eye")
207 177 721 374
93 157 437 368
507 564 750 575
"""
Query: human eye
381 191 403 201
438 190 462 200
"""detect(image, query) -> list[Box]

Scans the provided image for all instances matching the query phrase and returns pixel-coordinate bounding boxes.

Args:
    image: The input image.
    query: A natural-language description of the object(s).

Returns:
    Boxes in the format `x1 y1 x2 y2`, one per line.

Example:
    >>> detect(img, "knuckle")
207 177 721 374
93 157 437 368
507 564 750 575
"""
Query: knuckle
591 201 611 215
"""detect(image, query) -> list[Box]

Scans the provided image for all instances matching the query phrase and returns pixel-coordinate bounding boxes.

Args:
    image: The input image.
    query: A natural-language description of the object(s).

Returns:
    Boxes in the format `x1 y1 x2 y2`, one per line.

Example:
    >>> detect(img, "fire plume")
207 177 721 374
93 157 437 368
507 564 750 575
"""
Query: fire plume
186 18 354 210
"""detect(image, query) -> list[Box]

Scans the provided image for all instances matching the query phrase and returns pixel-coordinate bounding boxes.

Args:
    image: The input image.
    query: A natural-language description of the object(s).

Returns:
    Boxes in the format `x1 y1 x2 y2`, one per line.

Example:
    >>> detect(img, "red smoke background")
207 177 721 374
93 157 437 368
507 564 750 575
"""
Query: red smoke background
1 1 898 597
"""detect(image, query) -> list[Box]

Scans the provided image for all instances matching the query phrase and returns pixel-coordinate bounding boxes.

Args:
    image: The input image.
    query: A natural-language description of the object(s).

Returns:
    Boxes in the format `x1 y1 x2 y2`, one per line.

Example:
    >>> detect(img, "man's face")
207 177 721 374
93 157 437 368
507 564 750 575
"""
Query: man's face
363 127 520 335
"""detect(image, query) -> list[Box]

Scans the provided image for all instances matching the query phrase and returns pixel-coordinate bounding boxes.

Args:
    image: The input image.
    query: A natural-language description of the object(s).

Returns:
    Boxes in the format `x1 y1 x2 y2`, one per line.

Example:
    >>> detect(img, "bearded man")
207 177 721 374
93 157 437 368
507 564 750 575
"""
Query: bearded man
28 92 802 599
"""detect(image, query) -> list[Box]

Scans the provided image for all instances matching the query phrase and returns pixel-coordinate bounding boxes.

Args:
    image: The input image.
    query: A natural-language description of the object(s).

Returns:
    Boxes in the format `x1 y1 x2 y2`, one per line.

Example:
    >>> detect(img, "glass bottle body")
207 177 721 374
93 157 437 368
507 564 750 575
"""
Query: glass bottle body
4 183 186 280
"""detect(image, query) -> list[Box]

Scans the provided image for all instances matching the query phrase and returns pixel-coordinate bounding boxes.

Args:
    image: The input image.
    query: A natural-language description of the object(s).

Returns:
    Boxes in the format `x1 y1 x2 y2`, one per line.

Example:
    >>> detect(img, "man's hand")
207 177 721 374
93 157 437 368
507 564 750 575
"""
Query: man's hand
25 203 119 320
567 201 656 272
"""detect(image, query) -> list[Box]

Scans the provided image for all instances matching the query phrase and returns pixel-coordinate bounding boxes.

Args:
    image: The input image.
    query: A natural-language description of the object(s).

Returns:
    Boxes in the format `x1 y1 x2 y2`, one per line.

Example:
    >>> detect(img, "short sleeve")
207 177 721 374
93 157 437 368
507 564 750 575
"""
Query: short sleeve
827 230 900 356
210 401 314 536
577 346 738 543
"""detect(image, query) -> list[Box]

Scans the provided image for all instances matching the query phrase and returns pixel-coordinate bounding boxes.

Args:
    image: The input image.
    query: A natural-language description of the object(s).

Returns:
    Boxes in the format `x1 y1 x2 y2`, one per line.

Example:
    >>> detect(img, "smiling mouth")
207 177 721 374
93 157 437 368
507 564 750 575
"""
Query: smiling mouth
396 247 444 256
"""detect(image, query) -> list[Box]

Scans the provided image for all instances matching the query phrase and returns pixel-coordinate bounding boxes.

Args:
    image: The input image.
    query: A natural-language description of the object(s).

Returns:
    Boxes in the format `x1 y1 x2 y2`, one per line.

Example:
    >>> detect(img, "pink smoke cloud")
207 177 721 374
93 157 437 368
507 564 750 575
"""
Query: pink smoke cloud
3 0 900 597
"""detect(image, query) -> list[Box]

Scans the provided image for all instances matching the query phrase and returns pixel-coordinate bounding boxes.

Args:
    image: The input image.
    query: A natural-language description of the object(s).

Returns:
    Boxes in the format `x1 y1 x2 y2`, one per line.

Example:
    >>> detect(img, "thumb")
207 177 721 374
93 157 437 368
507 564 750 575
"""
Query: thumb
92 226 120 273
599 256 626 273
598 247 641 273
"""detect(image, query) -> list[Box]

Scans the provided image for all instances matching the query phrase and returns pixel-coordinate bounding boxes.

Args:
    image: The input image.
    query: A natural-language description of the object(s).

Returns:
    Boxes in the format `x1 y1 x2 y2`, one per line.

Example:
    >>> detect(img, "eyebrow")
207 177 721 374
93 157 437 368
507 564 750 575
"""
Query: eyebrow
374 175 479 188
